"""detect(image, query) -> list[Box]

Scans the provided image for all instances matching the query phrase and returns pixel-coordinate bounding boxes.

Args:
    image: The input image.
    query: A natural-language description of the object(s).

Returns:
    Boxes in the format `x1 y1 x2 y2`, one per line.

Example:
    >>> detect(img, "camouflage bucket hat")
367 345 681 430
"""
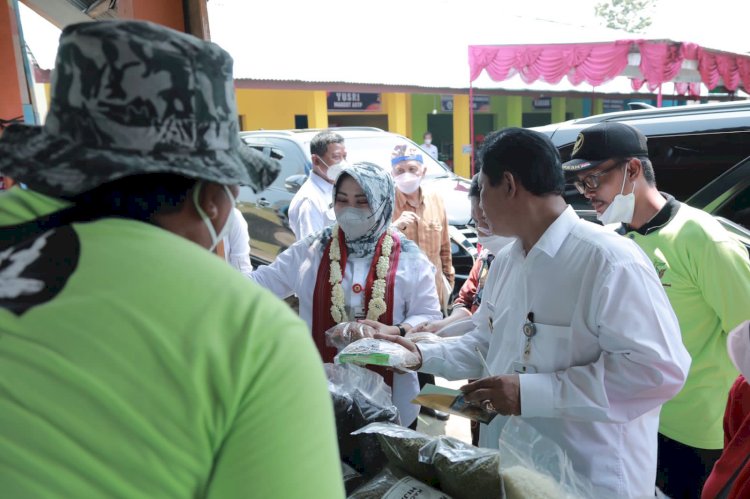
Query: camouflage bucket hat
0 20 279 197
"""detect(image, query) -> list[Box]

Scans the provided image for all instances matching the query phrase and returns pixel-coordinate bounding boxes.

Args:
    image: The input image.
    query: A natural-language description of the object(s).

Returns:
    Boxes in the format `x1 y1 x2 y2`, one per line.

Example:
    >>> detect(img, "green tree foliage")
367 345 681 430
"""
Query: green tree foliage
595 0 657 33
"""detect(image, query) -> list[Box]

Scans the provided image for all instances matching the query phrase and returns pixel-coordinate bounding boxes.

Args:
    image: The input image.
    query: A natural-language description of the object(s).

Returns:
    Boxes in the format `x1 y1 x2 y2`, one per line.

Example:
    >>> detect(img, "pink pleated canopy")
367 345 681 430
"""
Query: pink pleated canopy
469 40 750 96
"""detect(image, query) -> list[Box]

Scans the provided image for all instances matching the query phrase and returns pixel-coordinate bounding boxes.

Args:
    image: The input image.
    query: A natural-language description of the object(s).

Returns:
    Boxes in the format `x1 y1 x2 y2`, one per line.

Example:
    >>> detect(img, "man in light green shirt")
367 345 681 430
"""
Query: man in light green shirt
564 122 750 498
0 20 343 498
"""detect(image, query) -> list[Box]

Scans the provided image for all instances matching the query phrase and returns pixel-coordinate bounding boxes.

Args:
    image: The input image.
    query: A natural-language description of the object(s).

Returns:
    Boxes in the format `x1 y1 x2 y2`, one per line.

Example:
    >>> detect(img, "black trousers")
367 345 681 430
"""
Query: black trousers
656 433 722 499
417 372 435 393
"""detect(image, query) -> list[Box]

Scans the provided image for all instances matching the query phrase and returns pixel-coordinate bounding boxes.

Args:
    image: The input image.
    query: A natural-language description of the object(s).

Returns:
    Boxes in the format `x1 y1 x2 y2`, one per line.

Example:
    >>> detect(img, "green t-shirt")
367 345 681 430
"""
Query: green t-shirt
0 188 344 498
625 201 750 448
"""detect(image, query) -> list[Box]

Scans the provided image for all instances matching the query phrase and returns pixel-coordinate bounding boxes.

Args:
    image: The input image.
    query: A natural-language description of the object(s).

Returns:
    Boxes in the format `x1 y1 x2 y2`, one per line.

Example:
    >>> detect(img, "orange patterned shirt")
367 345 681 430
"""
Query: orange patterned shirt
394 188 455 308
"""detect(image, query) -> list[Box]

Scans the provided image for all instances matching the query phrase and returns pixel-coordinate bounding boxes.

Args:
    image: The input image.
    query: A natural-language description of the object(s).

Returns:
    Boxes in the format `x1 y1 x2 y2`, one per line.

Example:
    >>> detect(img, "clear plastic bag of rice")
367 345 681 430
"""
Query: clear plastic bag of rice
335 338 420 370
348 465 451 499
352 422 438 486
497 417 594 499
502 465 567 499
419 435 504 499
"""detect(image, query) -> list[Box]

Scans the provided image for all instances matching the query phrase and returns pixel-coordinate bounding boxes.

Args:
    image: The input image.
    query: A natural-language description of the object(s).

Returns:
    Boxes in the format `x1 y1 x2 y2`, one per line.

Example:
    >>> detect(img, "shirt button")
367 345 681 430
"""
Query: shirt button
629 234 635 239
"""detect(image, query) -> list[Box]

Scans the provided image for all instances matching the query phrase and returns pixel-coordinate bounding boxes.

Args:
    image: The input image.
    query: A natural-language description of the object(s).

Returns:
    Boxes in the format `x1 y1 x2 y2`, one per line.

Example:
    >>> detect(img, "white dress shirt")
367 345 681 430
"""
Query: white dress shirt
222 208 253 278
421 143 439 161
251 235 442 426
288 173 336 240
418 206 691 497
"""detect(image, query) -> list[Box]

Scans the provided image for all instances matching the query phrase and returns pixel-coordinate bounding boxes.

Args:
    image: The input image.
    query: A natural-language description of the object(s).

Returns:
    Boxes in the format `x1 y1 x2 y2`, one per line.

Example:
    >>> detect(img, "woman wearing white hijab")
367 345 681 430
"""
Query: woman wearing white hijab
702 320 750 499
251 162 441 427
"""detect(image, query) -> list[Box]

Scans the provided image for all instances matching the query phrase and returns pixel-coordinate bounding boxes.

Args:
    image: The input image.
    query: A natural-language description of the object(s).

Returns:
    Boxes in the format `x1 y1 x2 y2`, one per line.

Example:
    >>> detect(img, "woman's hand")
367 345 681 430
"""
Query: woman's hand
358 319 399 336
325 321 377 349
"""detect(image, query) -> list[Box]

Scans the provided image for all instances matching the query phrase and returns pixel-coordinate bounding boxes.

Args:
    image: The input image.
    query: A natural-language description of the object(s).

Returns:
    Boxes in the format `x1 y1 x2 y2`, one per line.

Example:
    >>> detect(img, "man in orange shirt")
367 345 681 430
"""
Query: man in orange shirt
391 144 455 312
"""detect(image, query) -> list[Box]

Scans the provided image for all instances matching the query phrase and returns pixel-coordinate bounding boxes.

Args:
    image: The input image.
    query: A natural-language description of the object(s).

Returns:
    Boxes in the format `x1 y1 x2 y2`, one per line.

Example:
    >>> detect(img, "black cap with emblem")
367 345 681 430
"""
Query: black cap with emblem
561 122 649 173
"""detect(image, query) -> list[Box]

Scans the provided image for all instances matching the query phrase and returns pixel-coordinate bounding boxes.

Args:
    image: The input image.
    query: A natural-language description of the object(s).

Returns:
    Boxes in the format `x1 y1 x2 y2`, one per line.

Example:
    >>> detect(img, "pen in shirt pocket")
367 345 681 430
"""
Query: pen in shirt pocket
475 346 491 377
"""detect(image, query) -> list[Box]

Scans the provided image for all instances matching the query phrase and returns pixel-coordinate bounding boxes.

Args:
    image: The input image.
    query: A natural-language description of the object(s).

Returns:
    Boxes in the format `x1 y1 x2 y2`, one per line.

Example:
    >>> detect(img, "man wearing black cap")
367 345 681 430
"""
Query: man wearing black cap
564 121 750 498
380 127 691 497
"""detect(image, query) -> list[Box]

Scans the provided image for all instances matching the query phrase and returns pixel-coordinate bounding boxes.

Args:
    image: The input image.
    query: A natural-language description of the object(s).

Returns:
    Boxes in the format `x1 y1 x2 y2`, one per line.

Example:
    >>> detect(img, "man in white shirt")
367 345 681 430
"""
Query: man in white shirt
288 131 347 239
221 208 253 278
420 131 439 161
379 128 691 497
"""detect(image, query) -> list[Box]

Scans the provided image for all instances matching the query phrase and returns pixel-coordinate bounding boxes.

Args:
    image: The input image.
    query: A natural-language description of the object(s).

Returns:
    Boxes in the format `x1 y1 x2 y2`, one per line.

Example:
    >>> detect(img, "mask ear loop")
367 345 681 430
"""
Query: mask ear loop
192 181 236 251
620 161 636 196
193 181 219 244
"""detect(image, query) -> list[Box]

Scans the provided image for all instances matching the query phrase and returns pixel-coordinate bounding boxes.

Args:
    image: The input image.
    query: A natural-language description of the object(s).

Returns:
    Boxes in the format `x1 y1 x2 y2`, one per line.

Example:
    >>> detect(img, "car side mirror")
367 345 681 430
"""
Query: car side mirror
285 174 307 193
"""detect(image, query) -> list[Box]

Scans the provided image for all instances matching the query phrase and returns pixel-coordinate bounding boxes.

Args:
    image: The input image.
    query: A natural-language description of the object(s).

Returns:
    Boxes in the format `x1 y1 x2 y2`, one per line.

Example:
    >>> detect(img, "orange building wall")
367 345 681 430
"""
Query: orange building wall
0 2 23 123
117 0 184 31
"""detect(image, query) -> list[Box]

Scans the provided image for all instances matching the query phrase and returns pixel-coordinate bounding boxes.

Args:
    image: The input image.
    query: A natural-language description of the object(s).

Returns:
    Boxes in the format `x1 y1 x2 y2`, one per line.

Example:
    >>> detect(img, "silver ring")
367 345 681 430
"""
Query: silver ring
482 400 496 412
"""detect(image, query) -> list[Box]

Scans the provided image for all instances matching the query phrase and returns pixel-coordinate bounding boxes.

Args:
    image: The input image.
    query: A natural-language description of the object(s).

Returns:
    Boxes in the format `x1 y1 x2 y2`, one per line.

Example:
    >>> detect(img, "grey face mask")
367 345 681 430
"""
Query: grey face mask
335 207 376 241
192 181 236 252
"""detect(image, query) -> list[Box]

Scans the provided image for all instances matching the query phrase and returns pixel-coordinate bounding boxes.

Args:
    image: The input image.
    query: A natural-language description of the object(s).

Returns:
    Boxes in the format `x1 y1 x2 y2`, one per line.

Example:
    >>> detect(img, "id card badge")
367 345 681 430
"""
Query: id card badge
485 302 496 334
512 361 537 374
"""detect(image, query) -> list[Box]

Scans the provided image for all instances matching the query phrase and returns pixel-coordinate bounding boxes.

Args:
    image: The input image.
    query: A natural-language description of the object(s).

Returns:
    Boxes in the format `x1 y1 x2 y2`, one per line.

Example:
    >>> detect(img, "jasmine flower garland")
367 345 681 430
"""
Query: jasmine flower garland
367 231 393 320
329 226 347 323
329 225 394 323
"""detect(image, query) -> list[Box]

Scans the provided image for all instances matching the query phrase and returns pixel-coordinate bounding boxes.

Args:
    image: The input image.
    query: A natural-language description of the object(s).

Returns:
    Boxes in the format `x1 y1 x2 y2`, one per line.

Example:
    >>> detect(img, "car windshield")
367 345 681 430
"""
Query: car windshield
326 135 452 180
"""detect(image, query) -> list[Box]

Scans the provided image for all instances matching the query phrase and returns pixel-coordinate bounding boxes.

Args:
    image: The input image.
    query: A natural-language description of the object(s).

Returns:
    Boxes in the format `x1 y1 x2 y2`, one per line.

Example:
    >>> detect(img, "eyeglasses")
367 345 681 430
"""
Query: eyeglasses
572 160 628 194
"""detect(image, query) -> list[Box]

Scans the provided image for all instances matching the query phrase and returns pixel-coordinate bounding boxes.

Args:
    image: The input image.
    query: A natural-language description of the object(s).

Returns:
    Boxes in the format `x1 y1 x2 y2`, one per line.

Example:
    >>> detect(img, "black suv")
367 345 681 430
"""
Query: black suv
237 127 477 289
534 100 750 245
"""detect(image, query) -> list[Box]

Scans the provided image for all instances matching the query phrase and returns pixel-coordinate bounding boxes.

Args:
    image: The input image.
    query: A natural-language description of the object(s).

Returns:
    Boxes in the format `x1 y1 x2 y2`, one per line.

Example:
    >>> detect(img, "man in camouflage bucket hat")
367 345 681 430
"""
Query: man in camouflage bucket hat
0 20 344 498
0 20 278 195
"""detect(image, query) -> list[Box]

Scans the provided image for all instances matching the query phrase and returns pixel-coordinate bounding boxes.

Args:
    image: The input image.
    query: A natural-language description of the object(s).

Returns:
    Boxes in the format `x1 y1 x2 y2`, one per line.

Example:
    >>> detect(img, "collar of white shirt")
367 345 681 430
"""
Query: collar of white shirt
310 171 334 196
524 205 578 259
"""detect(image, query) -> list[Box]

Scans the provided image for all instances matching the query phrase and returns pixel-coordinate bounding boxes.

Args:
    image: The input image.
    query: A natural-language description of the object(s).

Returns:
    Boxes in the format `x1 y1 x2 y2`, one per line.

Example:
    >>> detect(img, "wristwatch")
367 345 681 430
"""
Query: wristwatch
395 323 407 337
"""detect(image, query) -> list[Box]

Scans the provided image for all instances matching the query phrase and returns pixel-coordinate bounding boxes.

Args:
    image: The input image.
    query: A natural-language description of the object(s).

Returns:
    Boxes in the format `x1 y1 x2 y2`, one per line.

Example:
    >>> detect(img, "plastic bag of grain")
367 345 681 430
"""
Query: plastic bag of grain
497 417 594 499
418 435 504 499
341 461 367 495
326 364 400 477
352 422 438 486
335 338 420 370
348 466 451 499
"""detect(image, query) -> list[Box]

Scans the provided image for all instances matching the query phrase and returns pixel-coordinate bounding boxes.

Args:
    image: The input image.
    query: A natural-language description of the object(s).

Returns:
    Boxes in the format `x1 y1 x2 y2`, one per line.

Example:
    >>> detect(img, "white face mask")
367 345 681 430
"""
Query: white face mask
728 321 750 380
320 158 348 182
192 181 236 252
477 234 514 255
336 207 376 240
394 171 422 194
424 138 432 145
597 165 635 225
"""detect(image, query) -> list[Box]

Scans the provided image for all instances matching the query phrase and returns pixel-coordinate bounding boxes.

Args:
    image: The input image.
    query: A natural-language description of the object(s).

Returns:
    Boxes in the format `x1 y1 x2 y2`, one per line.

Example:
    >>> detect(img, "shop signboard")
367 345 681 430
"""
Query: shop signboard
327 92 382 111
441 95 491 112
532 97 552 109
603 99 625 112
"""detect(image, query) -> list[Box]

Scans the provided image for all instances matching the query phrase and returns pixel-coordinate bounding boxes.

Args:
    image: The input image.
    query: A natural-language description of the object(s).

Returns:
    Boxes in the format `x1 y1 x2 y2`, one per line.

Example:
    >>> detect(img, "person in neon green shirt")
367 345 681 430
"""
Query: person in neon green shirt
0 20 343 499
564 122 750 498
